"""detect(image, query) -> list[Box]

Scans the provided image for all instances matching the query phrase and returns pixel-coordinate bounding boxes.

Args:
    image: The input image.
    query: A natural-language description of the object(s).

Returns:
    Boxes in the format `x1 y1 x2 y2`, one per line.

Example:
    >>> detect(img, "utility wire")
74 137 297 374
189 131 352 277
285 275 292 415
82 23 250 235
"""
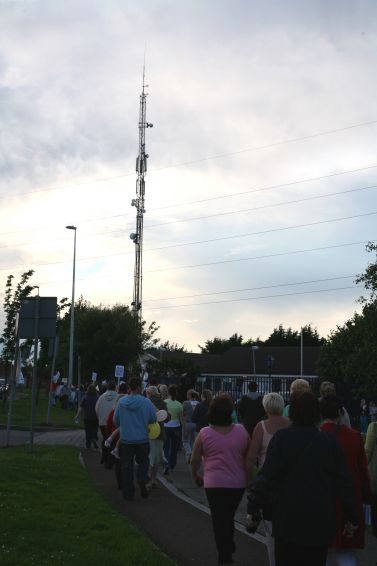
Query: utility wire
1 183 376 251
0 239 373 275
146 239 375 273
0 249 130 273
142 275 356 302
0 162 376 238
146 184 377 229
1 119 376 203
149 120 377 173
31 273 356 298
145 285 359 310
149 165 377 212
145 211 377 252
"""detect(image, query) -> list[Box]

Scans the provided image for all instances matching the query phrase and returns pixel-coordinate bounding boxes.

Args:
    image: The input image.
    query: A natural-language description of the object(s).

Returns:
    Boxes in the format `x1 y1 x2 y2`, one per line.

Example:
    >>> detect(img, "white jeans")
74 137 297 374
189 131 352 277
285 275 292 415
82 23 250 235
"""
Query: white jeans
326 549 357 566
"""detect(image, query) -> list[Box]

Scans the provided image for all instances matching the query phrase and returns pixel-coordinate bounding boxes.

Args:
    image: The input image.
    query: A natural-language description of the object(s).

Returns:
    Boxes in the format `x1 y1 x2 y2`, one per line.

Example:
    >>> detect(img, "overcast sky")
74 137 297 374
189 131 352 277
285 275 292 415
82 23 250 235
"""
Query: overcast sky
1 0 376 352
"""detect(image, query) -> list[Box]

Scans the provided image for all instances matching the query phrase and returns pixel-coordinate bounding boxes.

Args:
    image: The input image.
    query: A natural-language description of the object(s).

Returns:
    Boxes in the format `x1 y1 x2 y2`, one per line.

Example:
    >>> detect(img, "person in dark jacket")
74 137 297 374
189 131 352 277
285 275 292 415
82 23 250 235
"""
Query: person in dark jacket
248 392 358 566
75 384 99 449
192 389 213 432
237 382 265 436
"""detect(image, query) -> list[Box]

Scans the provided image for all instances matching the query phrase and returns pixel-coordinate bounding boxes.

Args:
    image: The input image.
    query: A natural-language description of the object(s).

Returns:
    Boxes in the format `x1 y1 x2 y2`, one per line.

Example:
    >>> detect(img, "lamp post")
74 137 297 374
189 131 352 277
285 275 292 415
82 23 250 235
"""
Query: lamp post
66 225 77 387
30 285 40 451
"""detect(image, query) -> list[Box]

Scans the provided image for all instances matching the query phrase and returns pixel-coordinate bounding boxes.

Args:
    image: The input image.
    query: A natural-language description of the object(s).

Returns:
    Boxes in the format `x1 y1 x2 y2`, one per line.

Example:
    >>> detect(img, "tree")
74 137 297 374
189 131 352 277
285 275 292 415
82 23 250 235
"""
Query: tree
199 333 247 354
199 325 324 354
159 340 188 352
263 324 299 346
318 302 377 398
0 270 35 372
318 242 377 397
55 299 158 382
263 324 325 347
355 241 377 303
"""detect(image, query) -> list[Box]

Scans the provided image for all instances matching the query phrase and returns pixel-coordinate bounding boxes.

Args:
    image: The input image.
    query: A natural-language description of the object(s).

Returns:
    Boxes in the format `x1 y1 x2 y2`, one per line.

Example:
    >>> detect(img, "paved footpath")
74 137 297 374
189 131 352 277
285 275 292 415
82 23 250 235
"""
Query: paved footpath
1 428 268 565
2 428 377 565
83 449 268 566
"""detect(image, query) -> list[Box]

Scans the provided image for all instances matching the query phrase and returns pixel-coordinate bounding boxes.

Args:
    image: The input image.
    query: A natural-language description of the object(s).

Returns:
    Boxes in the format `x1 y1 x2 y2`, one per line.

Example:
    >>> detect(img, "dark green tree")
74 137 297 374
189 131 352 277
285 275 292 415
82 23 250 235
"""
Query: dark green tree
55 298 158 382
263 324 325 346
159 340 188 352
263 324 299 346
355 241 377 303
199 333 246 354
318 302 377 397
318 242 377 397
0 270 35 372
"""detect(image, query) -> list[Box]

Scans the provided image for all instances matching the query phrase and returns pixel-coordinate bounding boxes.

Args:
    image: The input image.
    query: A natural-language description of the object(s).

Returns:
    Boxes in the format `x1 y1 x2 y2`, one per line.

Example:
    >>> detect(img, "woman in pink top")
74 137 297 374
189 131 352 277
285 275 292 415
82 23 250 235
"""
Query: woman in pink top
191 394 250 565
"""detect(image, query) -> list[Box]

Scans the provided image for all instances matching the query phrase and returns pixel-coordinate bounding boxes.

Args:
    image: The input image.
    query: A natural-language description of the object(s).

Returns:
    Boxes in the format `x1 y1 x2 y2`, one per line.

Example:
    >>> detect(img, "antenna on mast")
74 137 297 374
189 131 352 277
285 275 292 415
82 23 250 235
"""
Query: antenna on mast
142 45 146 92
130 64 153 327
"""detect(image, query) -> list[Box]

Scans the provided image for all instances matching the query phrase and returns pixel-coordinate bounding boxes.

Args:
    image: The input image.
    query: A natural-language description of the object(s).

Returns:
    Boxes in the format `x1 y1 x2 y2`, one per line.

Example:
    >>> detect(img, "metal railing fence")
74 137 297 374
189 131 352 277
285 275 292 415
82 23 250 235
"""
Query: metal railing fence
195 374 320 402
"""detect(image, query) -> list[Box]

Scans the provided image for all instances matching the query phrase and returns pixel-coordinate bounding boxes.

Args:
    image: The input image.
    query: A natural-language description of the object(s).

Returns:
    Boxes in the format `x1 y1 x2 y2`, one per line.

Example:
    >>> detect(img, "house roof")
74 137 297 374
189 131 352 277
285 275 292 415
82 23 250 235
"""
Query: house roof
149 346 321 376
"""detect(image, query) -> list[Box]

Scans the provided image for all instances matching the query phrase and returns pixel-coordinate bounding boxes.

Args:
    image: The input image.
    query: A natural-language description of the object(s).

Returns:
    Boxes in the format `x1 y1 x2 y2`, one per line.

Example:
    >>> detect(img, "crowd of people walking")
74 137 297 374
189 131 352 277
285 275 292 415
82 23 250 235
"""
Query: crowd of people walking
73 376 377 566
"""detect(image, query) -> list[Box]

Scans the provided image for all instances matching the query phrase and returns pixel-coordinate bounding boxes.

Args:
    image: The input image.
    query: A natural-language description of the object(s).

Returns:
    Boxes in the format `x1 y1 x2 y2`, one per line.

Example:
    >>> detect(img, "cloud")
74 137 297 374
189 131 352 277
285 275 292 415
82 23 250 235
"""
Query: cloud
0 0 376 351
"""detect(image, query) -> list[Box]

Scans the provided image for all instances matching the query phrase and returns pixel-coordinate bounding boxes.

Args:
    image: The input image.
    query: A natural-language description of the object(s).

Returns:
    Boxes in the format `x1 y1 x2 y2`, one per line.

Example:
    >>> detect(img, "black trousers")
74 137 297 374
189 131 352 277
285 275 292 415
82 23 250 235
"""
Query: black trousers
275 538 328 566
99 425 110 466
205 487 244 565
84 419 98 449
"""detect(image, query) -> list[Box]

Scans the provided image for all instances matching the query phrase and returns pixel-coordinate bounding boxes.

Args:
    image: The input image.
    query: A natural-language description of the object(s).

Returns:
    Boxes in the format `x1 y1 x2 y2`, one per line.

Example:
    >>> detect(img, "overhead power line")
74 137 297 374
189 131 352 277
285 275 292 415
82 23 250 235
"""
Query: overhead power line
148 163 377 212
1 119 376 203
149 119 377 174
146 184 377 229
145 285 359 310
0 249 131 273
1 182 376 251
0 162 376 240
143 275 355 302
145 211 377 252
0 239 373 276
146 239 375 273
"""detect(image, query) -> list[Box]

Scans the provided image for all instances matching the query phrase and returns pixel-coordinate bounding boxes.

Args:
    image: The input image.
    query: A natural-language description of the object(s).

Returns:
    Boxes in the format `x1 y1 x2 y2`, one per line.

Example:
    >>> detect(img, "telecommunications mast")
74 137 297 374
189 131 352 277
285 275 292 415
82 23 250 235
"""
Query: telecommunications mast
130 68 153 325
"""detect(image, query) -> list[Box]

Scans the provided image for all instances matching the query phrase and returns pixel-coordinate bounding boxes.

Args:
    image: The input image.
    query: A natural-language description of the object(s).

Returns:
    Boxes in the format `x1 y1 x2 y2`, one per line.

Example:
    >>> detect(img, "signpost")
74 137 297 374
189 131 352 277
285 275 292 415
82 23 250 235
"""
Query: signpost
19 297 57 451
46 337 59 425
115 365 125 387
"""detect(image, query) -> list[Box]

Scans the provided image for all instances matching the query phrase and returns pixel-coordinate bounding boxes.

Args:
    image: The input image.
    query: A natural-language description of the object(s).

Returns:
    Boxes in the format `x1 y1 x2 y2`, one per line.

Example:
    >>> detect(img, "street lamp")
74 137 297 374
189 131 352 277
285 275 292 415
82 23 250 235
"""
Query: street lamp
66 225 77 387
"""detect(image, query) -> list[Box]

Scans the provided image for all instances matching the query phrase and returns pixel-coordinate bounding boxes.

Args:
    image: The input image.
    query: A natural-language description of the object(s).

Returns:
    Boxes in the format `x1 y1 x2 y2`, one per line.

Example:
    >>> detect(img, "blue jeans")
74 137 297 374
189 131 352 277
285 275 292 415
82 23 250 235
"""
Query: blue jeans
182 422 196 457
360 415 369 434
120 442 150 500
164 426 181 470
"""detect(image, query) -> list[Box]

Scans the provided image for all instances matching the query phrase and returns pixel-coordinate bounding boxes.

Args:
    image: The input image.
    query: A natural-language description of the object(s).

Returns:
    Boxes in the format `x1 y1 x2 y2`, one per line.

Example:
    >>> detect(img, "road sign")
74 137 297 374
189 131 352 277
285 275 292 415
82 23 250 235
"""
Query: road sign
18 297 57 338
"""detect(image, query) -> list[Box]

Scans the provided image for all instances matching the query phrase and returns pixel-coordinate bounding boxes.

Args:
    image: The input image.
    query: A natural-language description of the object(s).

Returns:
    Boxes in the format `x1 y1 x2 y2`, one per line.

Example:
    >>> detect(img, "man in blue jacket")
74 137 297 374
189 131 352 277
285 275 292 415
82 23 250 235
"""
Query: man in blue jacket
114 377 157 500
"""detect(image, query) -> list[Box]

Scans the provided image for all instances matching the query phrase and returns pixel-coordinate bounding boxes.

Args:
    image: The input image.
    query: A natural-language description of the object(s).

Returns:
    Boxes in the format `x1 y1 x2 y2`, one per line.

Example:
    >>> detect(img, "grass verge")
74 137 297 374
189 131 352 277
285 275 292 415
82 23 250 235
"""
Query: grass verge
0 445 175 566
0 389 82 429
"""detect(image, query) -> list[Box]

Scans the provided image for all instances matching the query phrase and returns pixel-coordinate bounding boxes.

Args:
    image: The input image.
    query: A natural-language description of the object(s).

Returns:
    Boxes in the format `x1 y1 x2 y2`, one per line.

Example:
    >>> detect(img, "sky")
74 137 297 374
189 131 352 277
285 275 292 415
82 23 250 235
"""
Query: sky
0 0 377 352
